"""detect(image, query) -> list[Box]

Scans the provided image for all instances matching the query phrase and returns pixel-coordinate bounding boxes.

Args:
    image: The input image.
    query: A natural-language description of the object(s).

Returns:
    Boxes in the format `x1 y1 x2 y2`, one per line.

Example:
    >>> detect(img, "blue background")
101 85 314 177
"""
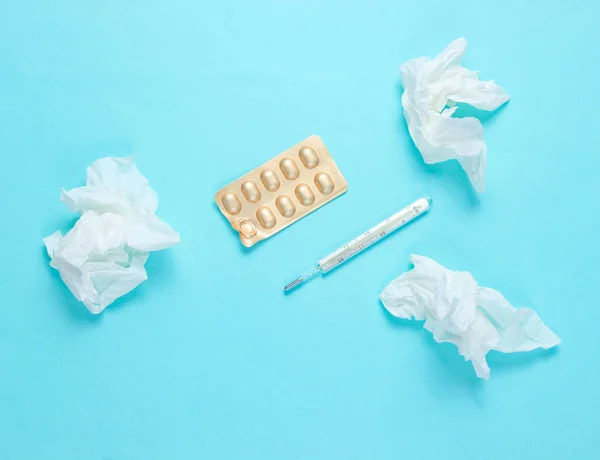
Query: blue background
1 1 598 458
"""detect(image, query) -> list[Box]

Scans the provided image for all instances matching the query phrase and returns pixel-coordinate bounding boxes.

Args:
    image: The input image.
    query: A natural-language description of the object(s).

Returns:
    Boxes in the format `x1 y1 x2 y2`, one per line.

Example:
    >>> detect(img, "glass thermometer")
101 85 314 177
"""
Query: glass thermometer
284 197 432 292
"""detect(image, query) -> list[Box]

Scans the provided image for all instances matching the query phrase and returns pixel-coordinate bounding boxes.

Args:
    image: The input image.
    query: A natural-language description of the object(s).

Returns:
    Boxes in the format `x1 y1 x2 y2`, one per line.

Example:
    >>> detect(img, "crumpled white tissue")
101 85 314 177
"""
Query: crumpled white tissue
44 157 180 314
380 255 560 379
400 38 510 192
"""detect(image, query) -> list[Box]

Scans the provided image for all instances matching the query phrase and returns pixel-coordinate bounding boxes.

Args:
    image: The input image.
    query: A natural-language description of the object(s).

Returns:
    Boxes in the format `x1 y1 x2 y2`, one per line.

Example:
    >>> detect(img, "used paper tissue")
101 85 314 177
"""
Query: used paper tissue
400 38 510 192
44 157 180 314
380 255 560 379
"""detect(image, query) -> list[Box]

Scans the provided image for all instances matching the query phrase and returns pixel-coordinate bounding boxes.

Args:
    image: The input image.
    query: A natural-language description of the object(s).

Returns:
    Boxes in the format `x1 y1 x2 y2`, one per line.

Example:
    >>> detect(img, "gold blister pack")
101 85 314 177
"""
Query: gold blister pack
215 135 348 247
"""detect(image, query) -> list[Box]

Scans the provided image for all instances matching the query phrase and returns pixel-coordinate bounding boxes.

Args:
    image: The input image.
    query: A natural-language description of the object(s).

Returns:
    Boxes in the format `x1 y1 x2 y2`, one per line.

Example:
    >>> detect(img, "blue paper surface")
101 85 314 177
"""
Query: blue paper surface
0 1 598 458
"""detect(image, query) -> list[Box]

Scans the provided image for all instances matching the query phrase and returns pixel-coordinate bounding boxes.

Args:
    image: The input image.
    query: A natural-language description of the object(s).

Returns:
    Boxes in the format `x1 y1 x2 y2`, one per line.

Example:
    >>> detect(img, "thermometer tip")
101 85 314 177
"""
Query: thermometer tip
284 277 304 293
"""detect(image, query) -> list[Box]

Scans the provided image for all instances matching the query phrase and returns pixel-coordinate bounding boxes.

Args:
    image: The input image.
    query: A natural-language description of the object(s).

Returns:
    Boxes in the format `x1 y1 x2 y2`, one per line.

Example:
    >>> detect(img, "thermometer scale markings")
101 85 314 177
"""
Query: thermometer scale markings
284 197 432 292
319 204 424 272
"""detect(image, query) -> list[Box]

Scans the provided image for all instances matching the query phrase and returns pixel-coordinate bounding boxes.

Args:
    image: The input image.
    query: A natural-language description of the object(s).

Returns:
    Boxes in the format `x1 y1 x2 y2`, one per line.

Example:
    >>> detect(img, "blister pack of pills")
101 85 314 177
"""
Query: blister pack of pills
215 135 348 247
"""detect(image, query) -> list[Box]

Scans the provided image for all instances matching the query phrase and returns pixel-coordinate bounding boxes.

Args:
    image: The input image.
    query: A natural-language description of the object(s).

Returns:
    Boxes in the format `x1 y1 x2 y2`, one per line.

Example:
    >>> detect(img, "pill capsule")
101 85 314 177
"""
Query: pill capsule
279 157 300 180
275 195 296 218
222 191 242 215
295 183 315 206
256 206 276 229
260 169 280 191
241 180 261 203
238 219 257 238
314 172 335 194
298 146 319 169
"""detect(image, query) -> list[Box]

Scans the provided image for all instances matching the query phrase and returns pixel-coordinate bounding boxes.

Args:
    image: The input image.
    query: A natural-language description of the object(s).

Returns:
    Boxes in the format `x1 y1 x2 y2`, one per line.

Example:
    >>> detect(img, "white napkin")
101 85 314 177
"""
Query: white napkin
400 38 509 192
380 255 560 379
44 157 180 314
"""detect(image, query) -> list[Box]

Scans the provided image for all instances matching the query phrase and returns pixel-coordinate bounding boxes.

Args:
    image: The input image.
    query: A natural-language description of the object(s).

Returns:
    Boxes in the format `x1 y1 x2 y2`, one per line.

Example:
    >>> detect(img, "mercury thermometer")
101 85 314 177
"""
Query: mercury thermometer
284 197 432 292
